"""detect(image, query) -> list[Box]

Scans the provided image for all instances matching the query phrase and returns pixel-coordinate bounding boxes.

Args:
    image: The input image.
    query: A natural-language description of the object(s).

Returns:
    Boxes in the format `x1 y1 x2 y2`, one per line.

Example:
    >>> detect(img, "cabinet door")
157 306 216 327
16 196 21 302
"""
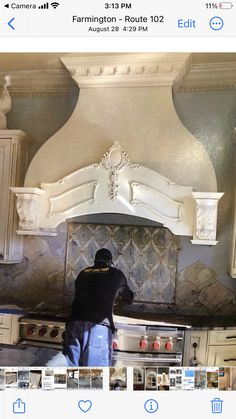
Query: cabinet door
183 330 208 366
0 314 12 329
207 346 236 366
0 328 11 344
0 139 12 259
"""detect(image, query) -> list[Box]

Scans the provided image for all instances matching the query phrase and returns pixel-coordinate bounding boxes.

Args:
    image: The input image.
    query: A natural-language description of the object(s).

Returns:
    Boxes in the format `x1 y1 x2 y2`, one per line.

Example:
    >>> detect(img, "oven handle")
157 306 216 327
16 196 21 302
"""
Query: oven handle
19 339 62 350
112 355 182 364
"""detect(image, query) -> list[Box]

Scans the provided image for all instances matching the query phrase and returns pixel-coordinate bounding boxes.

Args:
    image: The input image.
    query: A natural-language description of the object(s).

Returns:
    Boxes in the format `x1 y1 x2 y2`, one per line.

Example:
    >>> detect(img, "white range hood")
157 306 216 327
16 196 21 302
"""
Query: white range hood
11 53 223 245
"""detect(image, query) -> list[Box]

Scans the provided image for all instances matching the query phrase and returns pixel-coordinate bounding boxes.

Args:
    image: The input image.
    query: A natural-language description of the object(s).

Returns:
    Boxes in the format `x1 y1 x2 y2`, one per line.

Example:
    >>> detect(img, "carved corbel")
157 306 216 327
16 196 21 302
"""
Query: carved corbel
191 192 224 245
10 187 45 235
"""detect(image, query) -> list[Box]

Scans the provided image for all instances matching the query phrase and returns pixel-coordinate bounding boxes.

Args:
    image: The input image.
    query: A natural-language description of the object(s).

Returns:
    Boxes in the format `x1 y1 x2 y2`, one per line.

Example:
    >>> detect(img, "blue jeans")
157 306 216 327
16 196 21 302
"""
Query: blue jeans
63 320 112 367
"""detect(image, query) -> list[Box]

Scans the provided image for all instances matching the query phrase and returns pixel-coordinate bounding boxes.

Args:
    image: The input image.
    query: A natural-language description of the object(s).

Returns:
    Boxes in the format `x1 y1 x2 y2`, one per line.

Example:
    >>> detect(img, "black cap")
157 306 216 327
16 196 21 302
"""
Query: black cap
95 248 113 263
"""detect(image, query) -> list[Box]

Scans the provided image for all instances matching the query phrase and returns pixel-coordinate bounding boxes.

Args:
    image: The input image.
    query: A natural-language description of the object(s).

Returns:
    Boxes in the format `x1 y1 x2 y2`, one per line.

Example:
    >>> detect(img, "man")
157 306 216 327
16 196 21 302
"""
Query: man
63 248 134 366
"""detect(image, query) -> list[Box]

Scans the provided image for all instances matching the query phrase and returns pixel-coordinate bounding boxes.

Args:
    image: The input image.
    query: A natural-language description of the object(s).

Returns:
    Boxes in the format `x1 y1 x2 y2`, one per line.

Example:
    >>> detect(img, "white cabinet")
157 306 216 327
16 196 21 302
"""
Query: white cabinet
208 330 236 346
184 329 236 366
207 330 236 366
0 131 30 263
207 346 236 366
183 330 208 366
0 313 21 345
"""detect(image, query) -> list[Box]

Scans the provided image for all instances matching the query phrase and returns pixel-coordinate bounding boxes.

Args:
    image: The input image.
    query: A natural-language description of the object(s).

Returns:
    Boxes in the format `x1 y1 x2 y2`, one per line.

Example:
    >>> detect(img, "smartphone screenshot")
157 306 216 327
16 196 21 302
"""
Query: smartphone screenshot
0 1 236 418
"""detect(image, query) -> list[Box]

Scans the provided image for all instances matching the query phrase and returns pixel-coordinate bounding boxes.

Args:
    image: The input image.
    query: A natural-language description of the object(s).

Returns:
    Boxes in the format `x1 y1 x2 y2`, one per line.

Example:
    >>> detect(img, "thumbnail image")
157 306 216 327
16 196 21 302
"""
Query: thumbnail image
218 367 231 390
17 369 30 389
91 369 103 389
67 369 79 389
207 368 219 389
30 370 42 389
182 368 195 390
18 370 30 381
133 368 145 391
169 368 182 390
79 369 92 390
157 367 169 391
5 370 18 389
109 368 127 391
54 368 67 389
194 369 207 390
42 369 54 390
0 369 4 390
231 367 236 390
145 368 158 390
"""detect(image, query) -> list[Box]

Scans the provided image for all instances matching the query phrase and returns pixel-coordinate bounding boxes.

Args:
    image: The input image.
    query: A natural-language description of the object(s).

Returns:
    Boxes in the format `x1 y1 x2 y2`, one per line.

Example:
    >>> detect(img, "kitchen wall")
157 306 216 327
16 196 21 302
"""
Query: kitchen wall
7 94 78 161
174 90 236 316
0 86 236 321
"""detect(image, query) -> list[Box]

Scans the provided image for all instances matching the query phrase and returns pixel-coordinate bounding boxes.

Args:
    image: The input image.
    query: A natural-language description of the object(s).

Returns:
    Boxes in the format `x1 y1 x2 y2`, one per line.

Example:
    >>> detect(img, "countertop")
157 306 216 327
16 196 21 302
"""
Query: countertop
1 303 236 329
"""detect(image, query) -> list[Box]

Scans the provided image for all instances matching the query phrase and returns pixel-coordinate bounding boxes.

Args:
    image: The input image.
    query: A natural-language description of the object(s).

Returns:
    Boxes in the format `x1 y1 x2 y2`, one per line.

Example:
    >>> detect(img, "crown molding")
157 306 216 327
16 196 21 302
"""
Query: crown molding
1 56 236 95
61 53 191 88
0 70 78 96
176 62 236 92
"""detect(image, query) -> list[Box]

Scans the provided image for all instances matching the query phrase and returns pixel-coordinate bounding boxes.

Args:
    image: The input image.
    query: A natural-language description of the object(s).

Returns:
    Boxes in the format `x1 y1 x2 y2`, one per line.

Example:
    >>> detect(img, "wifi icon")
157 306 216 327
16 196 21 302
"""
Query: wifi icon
51 2 59 8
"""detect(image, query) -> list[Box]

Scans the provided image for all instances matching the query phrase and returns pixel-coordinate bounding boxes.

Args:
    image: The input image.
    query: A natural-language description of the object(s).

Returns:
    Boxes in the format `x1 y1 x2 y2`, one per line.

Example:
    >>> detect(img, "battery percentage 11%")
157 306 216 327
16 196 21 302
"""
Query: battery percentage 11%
205 2 233 8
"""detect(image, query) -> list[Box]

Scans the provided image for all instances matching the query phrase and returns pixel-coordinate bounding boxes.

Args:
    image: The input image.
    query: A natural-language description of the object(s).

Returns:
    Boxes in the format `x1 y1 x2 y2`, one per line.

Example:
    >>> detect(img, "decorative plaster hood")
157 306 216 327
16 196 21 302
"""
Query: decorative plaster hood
11 53 223 245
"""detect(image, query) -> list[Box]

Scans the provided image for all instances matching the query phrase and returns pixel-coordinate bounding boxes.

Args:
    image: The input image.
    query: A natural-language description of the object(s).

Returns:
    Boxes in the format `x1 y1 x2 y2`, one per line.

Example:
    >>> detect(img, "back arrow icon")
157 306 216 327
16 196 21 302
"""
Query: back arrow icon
8 17 15 30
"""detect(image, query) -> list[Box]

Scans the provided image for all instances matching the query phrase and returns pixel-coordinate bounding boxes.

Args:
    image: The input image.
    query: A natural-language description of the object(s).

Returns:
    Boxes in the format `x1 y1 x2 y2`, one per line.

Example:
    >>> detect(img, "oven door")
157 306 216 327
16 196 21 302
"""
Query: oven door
112 351 182 367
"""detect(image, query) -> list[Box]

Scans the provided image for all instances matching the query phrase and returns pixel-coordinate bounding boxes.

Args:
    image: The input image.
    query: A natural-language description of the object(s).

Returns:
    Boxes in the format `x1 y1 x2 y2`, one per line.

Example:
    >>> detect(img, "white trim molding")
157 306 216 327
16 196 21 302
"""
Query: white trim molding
11 142 223 245
61 53 191 88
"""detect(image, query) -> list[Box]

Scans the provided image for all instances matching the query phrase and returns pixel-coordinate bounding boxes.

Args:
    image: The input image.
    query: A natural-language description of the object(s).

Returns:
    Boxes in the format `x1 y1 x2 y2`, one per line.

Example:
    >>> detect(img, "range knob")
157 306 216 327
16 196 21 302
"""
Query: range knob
50 329 59 339
27 326 36 336
139 337 148 350
152 339 161 351
165 339 173 351
112 340 119 350
38 327 47 337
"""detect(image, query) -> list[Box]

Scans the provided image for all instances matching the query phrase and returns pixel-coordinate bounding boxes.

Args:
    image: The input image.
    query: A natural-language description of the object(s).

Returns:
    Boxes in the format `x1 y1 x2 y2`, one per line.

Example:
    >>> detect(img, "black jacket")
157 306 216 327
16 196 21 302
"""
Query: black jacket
68 261 134 331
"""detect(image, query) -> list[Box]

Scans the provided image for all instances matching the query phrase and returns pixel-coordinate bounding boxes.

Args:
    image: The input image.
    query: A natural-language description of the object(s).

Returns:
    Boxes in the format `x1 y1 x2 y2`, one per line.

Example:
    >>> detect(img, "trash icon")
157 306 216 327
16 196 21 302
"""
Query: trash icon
211 398 223 414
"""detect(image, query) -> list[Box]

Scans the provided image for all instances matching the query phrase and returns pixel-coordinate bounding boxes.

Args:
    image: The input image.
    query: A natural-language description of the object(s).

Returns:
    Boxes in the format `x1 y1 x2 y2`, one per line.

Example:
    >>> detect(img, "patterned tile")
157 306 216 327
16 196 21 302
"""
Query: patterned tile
65 224 178 304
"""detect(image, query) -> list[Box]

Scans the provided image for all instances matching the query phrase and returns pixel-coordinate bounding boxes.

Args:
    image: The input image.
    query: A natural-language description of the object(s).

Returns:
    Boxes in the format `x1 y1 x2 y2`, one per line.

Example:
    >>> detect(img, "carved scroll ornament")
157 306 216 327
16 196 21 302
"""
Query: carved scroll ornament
10 142 223 245
97 141 138 200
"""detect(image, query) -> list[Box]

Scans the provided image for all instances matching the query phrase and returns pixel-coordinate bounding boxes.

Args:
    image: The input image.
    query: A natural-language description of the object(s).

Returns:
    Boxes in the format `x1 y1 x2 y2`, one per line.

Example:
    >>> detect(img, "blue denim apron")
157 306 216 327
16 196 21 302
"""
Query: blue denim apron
63 320 112 366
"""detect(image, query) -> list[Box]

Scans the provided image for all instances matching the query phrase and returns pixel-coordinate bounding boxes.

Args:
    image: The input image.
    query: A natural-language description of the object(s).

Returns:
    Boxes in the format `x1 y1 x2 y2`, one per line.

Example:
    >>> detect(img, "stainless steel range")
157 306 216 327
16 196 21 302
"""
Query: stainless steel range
18 316 65 350
112 318 188 367
17 315 187 367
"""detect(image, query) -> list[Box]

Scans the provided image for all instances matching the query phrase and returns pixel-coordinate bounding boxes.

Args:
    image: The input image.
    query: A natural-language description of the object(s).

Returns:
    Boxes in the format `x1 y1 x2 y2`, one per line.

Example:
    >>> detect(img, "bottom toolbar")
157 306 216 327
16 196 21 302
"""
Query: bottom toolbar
0 389 234 419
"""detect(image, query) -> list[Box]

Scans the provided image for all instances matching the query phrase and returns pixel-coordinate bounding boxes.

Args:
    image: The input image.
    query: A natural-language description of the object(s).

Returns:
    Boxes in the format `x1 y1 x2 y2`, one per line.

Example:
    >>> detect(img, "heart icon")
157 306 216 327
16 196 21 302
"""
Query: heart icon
78 400 92 413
